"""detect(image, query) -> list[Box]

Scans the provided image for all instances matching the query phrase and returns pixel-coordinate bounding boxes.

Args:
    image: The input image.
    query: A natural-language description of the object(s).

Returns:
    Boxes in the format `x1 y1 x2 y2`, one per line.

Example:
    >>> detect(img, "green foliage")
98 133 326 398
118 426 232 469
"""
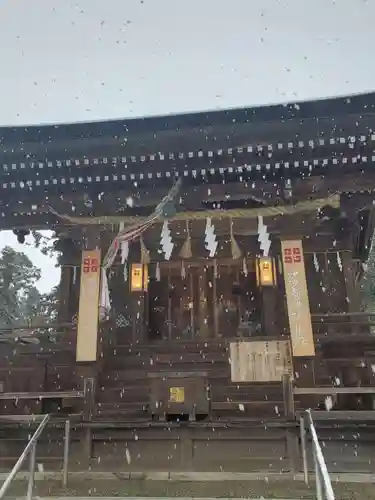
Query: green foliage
0 246 57 328
29 230 59 258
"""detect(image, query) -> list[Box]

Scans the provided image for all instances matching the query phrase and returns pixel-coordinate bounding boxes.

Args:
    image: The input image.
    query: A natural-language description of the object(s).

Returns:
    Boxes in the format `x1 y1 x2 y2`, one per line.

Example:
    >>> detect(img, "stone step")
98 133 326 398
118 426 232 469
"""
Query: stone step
1 473 372 500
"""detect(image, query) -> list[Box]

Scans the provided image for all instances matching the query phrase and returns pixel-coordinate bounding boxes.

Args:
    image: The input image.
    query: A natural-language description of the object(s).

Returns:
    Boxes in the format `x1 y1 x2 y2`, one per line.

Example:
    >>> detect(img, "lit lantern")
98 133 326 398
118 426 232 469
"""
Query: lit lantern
256 257 276 287
130 263 148 292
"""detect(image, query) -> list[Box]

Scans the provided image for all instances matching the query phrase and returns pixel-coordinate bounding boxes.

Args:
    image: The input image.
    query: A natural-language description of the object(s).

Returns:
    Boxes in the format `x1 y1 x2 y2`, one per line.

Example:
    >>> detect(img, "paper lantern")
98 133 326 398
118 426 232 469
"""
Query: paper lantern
130 263 148 292
256 257 276 287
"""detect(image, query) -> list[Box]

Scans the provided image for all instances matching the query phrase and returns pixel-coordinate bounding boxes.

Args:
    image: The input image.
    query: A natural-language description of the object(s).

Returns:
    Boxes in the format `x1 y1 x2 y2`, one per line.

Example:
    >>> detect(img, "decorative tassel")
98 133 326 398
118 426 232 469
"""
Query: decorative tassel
336 251 343 272
72 266 77 284
123 263 128 282
156 262 161 281
179 220 192 259
230 218 241 260
313 253 320 272
140 236 150 264
181 260 186 279
242 257 248 277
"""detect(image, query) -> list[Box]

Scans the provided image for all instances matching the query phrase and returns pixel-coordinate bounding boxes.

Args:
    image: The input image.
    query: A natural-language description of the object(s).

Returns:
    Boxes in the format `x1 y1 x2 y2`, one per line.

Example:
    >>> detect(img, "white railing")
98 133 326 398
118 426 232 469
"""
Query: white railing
300 409 335 500
0 415 71 500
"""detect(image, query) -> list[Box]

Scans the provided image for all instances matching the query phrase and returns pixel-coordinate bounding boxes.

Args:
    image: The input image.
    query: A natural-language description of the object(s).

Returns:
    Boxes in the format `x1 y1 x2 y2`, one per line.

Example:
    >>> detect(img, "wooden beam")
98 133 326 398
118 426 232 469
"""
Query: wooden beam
0 391 84 400
294 387 375 395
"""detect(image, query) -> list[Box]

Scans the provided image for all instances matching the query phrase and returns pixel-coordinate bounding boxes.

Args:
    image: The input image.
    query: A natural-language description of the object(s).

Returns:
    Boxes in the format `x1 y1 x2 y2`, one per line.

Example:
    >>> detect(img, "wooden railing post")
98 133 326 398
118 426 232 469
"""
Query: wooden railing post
282 374 299 472
282 373 295 419
82 377 96 467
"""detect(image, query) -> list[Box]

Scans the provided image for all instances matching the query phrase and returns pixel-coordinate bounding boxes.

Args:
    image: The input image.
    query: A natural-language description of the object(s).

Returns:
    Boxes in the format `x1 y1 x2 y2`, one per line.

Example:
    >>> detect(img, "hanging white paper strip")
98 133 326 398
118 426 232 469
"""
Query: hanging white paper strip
120 241 129 264
205 218 218 257
160 221 174 260
257 216 271 256
99 268 111 320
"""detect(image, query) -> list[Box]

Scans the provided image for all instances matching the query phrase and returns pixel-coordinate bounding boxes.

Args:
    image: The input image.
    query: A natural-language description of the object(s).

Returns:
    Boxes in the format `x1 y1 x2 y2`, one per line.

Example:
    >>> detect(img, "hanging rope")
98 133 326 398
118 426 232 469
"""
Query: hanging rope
49 195 339 227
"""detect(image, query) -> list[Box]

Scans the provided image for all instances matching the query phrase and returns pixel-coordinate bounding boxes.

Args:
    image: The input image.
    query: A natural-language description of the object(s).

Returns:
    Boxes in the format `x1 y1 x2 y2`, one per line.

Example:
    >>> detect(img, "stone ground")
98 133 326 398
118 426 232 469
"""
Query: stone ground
3 479 375 499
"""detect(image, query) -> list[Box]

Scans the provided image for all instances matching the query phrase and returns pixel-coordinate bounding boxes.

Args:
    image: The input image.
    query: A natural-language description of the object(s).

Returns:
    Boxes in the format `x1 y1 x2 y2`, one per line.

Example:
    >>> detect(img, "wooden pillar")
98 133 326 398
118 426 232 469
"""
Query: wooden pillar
281 239 315 357
75 230 101 466
76 246 101 363
212 264 219 338
131 294 144 343
282 374 299 472
57 265 71 323
261 287 277 336
342 250 360 312
56 237 80 323
198 267 209 339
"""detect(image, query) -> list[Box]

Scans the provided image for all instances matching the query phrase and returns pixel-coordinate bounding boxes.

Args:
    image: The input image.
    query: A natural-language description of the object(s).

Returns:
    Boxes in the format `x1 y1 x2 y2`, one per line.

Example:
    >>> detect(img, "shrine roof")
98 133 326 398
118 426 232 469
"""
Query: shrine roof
1 90 375 159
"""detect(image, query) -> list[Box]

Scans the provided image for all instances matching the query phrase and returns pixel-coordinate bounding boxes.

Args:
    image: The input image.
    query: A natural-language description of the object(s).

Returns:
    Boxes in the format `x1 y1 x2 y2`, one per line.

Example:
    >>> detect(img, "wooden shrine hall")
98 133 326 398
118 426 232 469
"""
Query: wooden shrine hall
1 91 375 472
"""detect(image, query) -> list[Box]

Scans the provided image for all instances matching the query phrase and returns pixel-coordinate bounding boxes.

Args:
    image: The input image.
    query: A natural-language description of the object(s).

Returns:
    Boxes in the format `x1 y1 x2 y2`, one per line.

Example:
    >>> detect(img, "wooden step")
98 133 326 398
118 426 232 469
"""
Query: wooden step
95 402 149 420
103 343 229 356
96 387 150 403
100 367 232 383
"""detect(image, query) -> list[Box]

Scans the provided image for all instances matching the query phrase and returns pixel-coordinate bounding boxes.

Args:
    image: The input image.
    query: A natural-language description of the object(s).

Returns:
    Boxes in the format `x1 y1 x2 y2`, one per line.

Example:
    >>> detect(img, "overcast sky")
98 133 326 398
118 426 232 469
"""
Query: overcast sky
0 0 374 290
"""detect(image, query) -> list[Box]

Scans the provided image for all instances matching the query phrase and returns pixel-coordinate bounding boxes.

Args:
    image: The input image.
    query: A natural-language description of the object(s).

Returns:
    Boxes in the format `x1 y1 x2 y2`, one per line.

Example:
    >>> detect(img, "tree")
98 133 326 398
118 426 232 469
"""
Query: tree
38 286 59 322
0 247 41 327
0 246 58 328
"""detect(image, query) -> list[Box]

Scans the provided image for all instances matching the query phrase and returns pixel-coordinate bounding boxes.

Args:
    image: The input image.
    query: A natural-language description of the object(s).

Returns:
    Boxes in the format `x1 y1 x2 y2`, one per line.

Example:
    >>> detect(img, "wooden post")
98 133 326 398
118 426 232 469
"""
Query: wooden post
212 265 219 338
75 230 101 468
56 237 80 323
132 292 145 344
76 248 101 363
198 267 209 339
282 374 295 419
83 377 96 421
168 269 173 340
281 239 315 357
342 250 360 312
282 374 299 472
189 269 196 339
261 287 277 336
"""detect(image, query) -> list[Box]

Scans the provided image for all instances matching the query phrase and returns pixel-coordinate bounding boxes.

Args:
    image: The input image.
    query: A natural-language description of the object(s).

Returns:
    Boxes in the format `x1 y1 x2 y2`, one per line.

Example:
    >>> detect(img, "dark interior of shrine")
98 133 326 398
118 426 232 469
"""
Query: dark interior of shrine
146 261 263 341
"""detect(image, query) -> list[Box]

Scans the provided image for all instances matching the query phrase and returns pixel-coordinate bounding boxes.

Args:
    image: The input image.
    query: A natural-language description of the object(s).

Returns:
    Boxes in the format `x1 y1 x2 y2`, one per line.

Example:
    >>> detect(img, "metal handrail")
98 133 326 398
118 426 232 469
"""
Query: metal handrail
0 415 71 500
300 409 335 500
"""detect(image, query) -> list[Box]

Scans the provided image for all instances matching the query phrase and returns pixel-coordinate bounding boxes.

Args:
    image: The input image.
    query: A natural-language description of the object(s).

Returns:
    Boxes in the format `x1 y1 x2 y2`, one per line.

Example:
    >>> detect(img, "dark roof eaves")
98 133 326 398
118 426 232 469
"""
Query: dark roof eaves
1 90 375 148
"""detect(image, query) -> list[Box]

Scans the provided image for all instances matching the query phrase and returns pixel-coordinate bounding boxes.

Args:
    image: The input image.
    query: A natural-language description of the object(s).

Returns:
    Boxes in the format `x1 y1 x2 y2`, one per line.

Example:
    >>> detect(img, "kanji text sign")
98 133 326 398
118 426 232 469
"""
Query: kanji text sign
283 246 302 264
281 240 315 357
76 249 101 362
83 257 99 274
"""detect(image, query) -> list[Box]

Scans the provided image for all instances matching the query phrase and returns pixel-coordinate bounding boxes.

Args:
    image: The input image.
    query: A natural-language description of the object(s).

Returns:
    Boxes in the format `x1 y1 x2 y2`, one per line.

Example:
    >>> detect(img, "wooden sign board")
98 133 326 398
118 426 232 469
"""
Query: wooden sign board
281 239 315 357
229 340 293 383
76 249 101 362
169 387 185 403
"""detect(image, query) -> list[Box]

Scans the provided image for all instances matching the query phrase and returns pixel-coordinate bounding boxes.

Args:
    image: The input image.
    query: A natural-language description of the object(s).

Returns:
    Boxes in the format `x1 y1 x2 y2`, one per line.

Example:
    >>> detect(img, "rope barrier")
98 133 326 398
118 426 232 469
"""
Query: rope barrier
49 195 340 226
